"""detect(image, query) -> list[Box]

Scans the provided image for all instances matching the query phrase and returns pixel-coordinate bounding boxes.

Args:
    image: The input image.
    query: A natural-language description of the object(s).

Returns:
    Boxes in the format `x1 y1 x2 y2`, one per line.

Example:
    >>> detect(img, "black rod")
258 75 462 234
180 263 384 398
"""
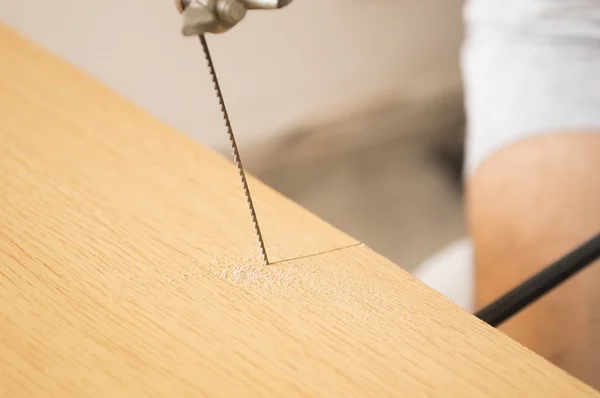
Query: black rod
475 232 600 328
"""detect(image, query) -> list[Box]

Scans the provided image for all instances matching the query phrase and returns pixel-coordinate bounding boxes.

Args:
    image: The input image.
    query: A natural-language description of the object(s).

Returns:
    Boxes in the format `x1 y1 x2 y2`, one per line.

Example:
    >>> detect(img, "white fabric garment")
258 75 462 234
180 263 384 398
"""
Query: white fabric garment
413 238 474 312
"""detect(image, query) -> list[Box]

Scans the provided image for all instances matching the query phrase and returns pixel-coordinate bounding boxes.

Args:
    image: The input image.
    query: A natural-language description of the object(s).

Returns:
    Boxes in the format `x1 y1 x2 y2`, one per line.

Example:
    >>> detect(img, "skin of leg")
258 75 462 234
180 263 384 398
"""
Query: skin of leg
467 131 600 388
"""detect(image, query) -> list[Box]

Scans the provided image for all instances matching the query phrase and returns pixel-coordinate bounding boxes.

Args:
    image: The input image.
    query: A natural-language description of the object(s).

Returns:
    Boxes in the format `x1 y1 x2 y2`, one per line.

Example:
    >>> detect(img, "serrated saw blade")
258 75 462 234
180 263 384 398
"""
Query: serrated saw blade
199 34 270 266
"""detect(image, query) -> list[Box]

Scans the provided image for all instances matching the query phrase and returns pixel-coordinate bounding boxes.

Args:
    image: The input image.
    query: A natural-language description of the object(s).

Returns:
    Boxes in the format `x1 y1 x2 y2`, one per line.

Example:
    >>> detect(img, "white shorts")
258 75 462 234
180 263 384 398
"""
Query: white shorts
462 0 600 176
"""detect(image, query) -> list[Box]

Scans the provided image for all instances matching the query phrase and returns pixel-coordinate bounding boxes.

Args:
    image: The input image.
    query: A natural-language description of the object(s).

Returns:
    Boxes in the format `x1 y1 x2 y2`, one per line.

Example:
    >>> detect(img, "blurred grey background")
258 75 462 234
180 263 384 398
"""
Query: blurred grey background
249 91 466 272
0 0 467 273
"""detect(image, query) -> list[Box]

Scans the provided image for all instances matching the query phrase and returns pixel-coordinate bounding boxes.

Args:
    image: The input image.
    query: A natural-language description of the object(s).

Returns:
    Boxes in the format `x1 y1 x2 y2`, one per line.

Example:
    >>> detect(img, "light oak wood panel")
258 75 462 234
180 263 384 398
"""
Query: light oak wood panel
0 24 597 397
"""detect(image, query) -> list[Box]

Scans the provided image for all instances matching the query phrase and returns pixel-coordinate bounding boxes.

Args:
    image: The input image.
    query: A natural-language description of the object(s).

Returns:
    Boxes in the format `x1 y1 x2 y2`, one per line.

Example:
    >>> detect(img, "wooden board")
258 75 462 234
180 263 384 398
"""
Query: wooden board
0 24 597 397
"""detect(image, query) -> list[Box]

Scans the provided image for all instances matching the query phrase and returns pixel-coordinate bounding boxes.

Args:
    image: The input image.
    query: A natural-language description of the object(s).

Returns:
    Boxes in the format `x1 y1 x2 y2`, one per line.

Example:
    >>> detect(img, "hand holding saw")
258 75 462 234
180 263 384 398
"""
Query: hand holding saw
175 0 292 266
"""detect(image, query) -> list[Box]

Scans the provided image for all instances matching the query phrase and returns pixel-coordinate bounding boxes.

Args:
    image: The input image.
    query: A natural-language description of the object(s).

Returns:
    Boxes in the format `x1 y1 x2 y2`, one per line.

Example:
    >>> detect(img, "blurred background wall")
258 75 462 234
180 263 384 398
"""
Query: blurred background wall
0 0 464 150
0 0 469 303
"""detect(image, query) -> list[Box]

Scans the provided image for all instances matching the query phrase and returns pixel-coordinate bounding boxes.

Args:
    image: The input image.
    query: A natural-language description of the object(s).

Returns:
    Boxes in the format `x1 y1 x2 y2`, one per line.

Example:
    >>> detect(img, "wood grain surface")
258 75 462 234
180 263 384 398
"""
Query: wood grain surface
0 24 597 397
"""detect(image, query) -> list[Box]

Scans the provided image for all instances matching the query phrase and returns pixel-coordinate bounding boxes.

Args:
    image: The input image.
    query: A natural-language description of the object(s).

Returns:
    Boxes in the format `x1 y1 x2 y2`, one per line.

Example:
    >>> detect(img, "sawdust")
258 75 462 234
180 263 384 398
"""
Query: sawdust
162 248 399 330
211 254 392 329
211 255 302 291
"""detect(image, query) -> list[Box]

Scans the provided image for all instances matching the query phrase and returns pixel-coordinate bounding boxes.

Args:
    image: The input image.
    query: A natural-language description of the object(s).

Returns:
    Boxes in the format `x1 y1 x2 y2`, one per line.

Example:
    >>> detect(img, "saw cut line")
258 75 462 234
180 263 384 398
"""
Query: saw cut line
199 34 270 266
268 243 365 265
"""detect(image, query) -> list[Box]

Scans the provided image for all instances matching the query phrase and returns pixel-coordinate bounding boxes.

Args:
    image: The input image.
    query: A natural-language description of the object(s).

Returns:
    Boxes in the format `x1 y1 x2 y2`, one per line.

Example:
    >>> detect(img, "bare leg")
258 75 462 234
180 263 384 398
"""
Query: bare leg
467 132 600 387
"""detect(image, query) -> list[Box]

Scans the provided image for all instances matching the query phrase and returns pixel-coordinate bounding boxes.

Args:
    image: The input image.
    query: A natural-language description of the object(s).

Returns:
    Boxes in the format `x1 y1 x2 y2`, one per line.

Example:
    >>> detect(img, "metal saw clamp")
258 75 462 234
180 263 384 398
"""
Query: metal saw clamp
176 0 292 36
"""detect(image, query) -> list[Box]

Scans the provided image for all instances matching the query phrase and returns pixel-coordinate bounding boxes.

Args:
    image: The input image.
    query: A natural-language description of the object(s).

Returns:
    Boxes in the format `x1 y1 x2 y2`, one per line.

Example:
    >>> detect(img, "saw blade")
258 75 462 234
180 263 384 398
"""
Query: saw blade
199 34 270 266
